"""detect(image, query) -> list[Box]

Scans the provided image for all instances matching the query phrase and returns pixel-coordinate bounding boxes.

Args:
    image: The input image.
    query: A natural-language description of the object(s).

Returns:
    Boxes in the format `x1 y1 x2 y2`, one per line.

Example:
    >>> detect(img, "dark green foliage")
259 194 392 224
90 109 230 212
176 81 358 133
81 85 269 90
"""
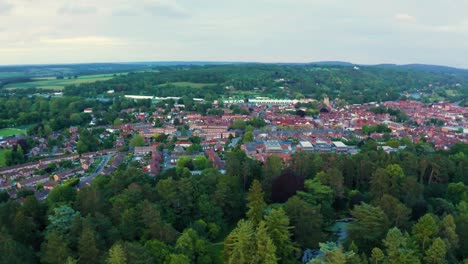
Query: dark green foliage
0 139 465 264
348 203 390 252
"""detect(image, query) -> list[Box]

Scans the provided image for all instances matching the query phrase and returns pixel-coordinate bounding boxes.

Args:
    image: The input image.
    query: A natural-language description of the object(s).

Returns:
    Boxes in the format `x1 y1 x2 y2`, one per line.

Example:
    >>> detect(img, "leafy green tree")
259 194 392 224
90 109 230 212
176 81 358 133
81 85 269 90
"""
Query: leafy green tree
144 240 172 264
47 184 77 208
193 156 208 170
107 243 127 264
12 210 38 246
455 201 468 259
297 178 334 220
382 227 420 264
0 231 37 264
348 203 389 252
47 205 81 235
242 131 254 142
232 119 246 130
370 247 385 264
75 187 104 217
41 231 71 264
285 195 323 248
214 174 244 222
175 228 212 263
167 254 190 264
370 164 404 199
246 180 267 226
316 168 344 198
412 214 439 251
439 214 459 254
424 238 447 264
377 194 410 229
129 134 145 147
265 208 298 263
447 182 467 205
77 129 99 154
311 242 354 264
66 257 78 264
262 155 283 197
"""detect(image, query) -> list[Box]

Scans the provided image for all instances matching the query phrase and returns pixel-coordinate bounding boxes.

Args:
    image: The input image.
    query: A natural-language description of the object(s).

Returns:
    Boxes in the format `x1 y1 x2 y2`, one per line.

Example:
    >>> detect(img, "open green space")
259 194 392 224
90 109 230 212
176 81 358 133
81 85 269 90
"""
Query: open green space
0 72 25 79
3 74 116 90
0 128 26 137
0 149 7 167
157 82 217 88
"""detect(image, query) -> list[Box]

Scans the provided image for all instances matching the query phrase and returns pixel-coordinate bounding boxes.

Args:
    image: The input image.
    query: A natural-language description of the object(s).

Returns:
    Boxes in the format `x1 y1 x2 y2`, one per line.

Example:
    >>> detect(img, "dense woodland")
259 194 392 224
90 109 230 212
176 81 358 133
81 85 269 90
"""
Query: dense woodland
0 140 466 263
62 64 468 104
0 96 153 130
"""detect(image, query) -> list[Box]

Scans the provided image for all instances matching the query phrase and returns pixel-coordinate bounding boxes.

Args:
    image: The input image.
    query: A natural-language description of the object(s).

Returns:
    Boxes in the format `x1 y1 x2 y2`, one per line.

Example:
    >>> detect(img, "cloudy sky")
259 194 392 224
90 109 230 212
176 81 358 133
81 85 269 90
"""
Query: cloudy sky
0 0 467 67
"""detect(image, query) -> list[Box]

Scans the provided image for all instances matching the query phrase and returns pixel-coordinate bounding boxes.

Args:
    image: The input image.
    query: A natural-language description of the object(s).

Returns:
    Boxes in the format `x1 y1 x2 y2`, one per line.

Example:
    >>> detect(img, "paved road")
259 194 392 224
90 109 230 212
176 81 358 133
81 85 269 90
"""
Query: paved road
77 154 113 188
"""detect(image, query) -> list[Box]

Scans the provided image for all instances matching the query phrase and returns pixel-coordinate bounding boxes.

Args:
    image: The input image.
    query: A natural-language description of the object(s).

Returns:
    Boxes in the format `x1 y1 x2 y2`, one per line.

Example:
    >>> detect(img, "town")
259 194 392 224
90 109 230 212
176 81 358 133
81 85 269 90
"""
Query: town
0 95 466 201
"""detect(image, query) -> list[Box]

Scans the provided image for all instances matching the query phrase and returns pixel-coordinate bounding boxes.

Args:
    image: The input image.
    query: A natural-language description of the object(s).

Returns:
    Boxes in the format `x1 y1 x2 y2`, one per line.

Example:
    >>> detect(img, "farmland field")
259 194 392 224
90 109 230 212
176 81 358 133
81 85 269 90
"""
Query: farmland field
0 128 26 137
0 72 25 79
3 74 116 90
156 82 217 88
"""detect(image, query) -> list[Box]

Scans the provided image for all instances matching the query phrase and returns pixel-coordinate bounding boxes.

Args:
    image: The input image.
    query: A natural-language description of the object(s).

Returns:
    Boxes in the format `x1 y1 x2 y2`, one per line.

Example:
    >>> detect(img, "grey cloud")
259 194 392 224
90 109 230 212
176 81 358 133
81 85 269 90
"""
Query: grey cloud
111 1 188 18
143 0 189 18
0 1 13 15
58 3 97 15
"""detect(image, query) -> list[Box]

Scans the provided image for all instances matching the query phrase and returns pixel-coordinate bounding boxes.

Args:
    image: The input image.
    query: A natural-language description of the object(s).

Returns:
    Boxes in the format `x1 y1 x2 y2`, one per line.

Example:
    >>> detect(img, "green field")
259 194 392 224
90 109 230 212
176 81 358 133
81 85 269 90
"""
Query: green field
157 82 217 88
0 149 7 167
0 72 25 79
3 74 116 90
0 128 26 137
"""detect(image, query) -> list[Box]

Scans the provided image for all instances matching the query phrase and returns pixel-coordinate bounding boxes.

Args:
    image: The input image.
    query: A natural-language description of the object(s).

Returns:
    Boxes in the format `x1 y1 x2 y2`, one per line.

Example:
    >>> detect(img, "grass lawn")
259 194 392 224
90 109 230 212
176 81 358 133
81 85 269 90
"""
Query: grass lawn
3 74 116 90
0 128 26 137
157 82 217 88
0 149 8 167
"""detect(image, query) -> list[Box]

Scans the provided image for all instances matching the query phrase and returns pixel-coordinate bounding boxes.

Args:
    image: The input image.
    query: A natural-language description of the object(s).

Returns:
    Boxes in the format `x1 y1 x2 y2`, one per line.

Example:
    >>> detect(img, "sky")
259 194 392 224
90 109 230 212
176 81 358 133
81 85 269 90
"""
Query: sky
1 0 468 67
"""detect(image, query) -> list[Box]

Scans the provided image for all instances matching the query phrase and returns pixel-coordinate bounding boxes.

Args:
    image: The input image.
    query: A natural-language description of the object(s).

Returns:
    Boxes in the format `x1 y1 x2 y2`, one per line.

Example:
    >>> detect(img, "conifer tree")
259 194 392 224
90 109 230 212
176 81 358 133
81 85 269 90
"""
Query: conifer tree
224 219 255 264
424 238 447 264
253 221 278 264
412 214 438 251
107 243 127 264
41 231 71 264
246 180 266 226
78 227 100 264
265 208 298 263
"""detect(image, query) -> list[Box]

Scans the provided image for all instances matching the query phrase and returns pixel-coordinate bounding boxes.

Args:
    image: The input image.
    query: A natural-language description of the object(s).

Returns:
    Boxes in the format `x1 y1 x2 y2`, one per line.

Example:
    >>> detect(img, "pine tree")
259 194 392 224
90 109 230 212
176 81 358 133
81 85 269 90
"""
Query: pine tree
246 180 267 226
107 243 127 264
370 248 385 264
265 208 298 264
412 214 438 251
348 203 389 252
424 238 447 264
253 221 278 264
311 242 353 264
66 257 78 264
383 227 420 264
78 227 100 264
439 214 459 252
41 231 71 264
224 219 255 264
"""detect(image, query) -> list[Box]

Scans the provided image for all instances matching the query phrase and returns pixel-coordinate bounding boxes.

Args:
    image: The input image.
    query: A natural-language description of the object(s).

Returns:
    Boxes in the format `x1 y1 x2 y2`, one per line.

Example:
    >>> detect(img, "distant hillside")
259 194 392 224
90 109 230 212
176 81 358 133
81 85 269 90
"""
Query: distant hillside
61 63 468 104
0 63 150 81
374 63 468 74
